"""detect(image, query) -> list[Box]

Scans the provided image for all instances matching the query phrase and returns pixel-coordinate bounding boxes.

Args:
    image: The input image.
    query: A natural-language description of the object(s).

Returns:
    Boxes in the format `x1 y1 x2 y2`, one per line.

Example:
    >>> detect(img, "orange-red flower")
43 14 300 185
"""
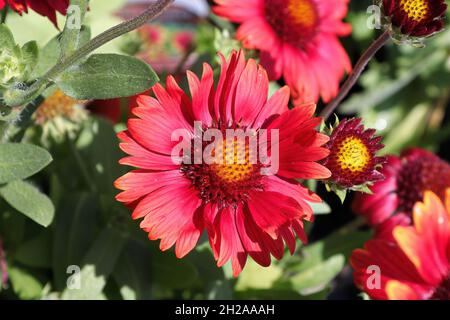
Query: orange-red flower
322 118 385 189
352 148 450 238
212 0 351 104
383 0 447 37
0 0 69 27
351 190 450 300
114 50 331 276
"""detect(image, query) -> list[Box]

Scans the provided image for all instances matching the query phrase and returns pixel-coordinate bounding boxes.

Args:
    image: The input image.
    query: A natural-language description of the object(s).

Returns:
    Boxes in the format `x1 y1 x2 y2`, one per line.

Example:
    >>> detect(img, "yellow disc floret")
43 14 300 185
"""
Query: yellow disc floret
211 139 255 183
288 0 318 28
36 89 80 122
400 0 430 22
336 136 371 173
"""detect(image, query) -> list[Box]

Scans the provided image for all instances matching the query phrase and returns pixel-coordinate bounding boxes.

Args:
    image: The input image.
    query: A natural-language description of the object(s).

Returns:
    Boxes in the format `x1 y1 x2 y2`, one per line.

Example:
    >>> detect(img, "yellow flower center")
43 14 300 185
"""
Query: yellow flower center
287 0 318 28
35 90 82 123
400 0 430 22
336 136 370 173
211 140 255 183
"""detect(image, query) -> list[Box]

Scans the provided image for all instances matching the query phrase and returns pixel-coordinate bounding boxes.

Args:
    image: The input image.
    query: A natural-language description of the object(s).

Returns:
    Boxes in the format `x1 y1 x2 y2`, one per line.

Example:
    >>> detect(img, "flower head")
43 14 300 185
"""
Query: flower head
115 50 331 276
322 118 385 192
351 189 450 300
0 0 69 27
174 31 194 52
382 0 447 41
353 148 450 227
34 89 87 142
213 0 351 104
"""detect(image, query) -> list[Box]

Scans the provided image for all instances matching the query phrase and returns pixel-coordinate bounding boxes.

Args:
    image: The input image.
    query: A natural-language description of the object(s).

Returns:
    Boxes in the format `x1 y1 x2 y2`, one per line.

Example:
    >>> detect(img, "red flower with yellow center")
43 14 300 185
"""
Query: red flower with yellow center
322 118 385 189
351 190 450 300
114 50 331 276
0 0 69 27
213 0 351 104
353 148 450 237
383 0 447 37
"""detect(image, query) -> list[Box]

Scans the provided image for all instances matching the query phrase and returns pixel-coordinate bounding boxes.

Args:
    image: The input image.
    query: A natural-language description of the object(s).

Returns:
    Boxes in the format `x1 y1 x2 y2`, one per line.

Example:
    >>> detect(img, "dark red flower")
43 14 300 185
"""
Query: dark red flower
351 190 450 300
87 91 147 124
322 118 385 189
353 148 450 236
0 0 69 27
383 0 447 37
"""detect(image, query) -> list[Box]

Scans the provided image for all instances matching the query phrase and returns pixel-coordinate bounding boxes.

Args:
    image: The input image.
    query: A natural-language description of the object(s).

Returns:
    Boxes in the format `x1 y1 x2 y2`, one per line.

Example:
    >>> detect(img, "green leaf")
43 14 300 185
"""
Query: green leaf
0 206 26 251
0 24 16 50
76 117 126 195
21 41 39 79
334 188 347 204
309 201 332 215
8 265 44 299
151 250 198 290
61 227 126 300
283 227 371 295
382 103 430 154
320 229 372 261
14 232 51 268
52 192 99 290
236 259 283 290
21 41 39 63
113 239 153 300
30 26 91 79
0 143 52 184
339 50 445 115
0 180 55 227
290 254 345 294
56 53 158 100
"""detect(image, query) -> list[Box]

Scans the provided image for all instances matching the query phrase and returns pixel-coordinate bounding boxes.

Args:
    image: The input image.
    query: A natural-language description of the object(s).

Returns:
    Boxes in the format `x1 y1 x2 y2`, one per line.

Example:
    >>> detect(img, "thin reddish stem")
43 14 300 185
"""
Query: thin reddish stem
0 237 7 288
320 30 391 120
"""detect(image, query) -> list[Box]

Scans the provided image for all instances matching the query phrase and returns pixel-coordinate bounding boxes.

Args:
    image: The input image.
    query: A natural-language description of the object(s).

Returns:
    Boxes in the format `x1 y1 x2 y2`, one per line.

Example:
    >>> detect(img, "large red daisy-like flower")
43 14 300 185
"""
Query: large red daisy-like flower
114 50 331 276
0 0 69 27
212 0 352 104
352 148 450 237
351 190 450 300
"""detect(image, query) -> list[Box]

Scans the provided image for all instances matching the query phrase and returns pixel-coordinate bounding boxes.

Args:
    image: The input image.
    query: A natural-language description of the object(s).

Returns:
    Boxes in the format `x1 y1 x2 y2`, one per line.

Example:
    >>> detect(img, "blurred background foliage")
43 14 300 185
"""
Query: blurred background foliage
0 0 449 300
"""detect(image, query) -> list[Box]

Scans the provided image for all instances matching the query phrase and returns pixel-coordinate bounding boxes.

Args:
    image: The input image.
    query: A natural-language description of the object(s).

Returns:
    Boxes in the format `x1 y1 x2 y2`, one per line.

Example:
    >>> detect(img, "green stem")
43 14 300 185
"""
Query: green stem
1 7 7 24
174 44 195 75
59 0 89 60
4 0 173 107
68 136 97 193
0 121 9 143
36 0 173 87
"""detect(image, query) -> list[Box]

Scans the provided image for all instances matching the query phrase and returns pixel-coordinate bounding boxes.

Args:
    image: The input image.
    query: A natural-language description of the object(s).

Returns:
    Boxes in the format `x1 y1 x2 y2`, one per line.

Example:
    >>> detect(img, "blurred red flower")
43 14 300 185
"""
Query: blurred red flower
352 148 450 238
0 0 69 27
174 30 194 52
213 0 351 104
114 50 331 276
351 190 450 300
87 91 147 124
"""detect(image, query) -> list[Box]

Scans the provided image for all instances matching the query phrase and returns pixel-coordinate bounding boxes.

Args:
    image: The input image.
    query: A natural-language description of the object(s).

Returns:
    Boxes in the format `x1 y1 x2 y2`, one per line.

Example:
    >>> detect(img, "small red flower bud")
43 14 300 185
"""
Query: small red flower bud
382 0 447 39
323 118 386 190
